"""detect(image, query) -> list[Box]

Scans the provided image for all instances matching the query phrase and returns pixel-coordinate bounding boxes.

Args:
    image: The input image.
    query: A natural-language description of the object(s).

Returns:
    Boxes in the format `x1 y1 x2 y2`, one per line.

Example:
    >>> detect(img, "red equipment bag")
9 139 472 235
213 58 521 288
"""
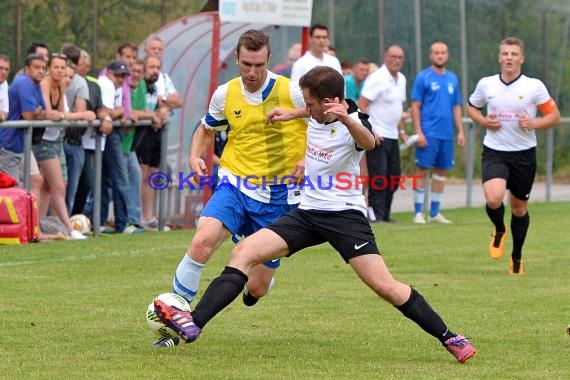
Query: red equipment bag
0 187 40 245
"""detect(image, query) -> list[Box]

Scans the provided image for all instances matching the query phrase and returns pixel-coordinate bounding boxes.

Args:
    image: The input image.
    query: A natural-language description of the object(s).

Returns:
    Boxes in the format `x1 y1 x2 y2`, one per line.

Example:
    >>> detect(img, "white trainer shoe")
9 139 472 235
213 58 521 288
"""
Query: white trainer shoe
428 213 452 224
70 230 88 240
413 213 426 224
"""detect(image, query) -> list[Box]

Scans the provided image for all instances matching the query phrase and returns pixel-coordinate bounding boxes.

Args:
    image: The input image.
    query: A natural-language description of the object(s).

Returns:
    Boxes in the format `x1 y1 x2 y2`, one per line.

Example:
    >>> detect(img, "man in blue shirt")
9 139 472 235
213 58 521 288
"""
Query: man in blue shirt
410 41 465 224
0 54 57 181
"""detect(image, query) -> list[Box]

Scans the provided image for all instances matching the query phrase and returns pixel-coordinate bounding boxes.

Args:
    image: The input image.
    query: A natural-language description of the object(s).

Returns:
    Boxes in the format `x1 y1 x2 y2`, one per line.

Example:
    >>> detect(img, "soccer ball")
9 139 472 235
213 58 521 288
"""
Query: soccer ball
146 292 191 338
70 214 91 234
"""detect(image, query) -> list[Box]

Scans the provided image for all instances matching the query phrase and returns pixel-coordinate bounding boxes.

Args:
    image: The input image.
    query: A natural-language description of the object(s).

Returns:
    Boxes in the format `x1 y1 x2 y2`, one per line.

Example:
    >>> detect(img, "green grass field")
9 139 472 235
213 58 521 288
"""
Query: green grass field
1 202 569 379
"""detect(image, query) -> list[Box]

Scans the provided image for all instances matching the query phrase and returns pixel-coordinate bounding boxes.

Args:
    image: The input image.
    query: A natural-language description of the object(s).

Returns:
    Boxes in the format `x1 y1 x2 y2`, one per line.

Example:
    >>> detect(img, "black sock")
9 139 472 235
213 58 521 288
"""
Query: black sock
510 212 529 261
192 266 248 328
486 203 506 233
396 288 455 344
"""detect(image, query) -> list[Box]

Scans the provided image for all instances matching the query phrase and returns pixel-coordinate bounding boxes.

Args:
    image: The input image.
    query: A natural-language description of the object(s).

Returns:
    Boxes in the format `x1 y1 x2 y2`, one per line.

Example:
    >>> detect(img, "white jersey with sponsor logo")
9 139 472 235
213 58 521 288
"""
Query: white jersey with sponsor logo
299 101 370 216
468 74 552 151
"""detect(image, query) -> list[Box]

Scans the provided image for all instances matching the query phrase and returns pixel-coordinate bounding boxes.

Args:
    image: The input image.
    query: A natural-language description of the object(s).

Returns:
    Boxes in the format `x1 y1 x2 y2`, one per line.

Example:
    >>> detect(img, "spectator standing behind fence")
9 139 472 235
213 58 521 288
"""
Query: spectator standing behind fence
14 42 49 80
290 23 342 84
410 41 464 224
61 44 92 214
116 42 144 229
33 53 87 240
346 58 372 210
0 54 9 123
73 50 113 216
358 45 407 223
97 60 141 234
0 53 18 180
467 37 560 275
100 42 138 123
1 54 51 181
2 54 53 180
345 59 370 101
13 43 47 201
91 43 139 226
143 36 182 109
138 36 182 231
341 60 353 76
135 55 168 231
126 58 163 228
94 43 139 232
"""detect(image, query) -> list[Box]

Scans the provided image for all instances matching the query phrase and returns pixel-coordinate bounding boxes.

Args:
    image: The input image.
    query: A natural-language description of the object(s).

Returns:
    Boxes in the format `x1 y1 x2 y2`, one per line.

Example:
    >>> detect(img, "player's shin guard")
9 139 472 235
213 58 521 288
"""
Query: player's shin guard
192 266 248 328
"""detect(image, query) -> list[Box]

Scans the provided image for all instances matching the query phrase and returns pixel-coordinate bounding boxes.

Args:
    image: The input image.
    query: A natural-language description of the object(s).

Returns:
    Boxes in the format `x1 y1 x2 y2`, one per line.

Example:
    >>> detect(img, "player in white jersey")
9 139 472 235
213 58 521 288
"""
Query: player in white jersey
467 37 560 274
154 66 476 364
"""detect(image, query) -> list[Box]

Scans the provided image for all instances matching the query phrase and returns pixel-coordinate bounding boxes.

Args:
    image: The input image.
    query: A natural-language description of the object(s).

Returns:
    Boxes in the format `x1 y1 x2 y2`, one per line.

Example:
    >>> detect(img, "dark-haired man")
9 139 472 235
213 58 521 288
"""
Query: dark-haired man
290 23 342 84
0 54 58 180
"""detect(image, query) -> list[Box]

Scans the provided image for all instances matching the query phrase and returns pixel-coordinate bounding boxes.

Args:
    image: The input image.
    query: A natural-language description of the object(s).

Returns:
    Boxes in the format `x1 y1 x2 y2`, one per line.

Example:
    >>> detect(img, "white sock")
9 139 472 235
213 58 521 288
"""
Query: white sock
172 253 204 304
267 276 275 293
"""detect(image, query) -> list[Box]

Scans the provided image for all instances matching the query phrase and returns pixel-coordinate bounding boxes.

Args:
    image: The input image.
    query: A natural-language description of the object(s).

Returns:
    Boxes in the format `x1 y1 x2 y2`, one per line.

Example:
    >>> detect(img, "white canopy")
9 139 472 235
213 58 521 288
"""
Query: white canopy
141 12 302 176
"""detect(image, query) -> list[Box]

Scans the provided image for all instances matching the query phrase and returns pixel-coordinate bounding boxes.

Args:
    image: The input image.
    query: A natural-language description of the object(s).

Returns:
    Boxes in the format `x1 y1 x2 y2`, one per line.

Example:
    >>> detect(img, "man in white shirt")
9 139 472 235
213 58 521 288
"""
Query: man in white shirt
358 45 407 223
144 35 182 109
0 54 9 122
97 60 141 234
140 35 182 230
467 37 560 275
290 23 342 84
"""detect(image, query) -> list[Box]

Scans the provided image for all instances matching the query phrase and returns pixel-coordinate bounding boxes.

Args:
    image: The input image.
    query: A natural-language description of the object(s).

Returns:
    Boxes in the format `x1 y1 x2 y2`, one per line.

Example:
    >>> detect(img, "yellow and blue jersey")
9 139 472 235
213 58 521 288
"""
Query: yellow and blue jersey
220 75 306 185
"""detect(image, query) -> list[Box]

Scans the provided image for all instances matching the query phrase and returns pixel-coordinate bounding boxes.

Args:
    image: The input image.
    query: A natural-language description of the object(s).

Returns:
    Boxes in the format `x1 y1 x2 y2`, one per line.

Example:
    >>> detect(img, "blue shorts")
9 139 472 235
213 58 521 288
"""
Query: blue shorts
201 183 298 268
415 137 455 170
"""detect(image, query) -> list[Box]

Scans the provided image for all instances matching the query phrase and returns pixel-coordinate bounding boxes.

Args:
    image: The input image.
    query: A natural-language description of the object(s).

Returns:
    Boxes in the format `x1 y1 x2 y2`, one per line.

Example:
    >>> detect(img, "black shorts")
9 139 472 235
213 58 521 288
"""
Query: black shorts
481 146 536 201
266 208 380 263
135 129 161 168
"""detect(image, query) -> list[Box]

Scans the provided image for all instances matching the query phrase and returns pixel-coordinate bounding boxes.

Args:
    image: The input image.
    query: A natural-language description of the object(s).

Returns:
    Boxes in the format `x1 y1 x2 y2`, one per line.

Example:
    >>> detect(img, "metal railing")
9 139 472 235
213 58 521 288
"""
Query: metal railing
1 119 169 236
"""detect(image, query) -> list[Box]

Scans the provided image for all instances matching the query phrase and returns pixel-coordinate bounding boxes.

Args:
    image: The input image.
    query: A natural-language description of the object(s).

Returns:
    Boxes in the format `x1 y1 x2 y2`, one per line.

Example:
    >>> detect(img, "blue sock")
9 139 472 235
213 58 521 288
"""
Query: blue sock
172 253 204 304
414 188 425 214
430 191 442 217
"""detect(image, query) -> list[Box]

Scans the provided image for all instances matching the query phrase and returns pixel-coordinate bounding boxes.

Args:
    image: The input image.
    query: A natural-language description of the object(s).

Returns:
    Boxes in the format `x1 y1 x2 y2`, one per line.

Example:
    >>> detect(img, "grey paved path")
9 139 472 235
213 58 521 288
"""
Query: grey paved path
389 181 570 213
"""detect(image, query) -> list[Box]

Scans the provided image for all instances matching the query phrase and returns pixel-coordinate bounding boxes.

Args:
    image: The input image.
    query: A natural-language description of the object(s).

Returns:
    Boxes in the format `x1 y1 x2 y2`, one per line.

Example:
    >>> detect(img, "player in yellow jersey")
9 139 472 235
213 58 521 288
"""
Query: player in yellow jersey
151 30 307 348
